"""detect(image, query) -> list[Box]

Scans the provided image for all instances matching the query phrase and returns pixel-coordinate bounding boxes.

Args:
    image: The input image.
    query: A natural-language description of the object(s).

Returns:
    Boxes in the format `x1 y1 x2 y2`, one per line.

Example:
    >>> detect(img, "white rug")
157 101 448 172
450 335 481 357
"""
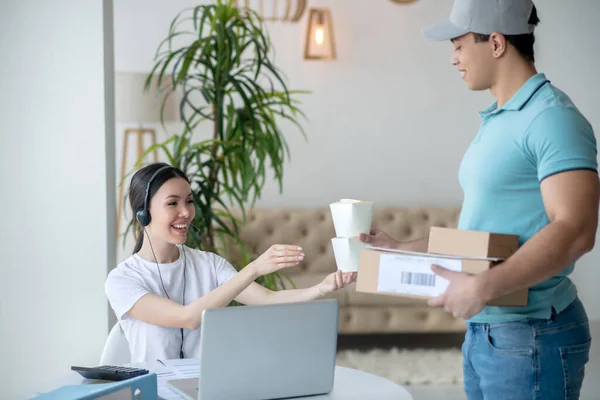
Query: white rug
336 348 464 386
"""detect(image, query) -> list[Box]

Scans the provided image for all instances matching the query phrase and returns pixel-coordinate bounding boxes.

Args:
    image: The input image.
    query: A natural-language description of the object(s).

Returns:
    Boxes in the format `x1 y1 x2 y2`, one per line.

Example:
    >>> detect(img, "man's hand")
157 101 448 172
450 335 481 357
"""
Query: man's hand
427 265 489 319
358 229 398 248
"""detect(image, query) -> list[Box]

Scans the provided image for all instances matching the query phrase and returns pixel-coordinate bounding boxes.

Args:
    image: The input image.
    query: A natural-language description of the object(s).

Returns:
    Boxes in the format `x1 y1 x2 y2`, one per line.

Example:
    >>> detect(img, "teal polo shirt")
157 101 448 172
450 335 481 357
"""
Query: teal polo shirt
458 73 598 323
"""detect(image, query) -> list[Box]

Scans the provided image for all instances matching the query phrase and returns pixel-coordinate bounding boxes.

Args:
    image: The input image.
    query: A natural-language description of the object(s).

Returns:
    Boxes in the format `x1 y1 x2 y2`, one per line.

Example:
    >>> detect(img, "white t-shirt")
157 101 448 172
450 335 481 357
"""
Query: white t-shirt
105 245 238 363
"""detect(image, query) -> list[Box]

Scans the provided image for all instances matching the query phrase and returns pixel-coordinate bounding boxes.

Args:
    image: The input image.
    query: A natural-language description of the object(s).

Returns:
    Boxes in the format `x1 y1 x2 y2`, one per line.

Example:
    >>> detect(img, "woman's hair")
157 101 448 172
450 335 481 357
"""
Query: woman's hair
129 162 190 253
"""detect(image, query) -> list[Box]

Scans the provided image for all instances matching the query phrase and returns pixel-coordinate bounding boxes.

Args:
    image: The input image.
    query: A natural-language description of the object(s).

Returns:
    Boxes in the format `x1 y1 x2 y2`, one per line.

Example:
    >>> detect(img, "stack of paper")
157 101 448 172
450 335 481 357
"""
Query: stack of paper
129 358 201 400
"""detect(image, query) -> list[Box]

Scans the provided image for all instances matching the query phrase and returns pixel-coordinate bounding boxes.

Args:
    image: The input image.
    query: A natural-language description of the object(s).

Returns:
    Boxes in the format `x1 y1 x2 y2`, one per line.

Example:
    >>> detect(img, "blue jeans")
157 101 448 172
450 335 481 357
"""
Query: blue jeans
462 297 591 400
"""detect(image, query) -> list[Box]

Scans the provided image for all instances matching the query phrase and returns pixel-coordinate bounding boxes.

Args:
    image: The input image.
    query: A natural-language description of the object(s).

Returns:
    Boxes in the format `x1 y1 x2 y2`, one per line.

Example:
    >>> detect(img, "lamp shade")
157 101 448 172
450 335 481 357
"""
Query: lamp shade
233 0 307 22
114 72 180 124
304 8 336 60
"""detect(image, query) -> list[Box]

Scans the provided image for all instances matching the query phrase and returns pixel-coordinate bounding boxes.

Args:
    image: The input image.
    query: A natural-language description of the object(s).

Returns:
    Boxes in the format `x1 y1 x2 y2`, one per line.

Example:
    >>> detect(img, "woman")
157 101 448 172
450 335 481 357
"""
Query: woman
106 162 356 363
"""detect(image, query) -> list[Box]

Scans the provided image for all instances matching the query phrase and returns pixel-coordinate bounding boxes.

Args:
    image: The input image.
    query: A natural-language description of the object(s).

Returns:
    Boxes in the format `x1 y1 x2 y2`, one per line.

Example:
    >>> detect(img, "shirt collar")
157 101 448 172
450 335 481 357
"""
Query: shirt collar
479 73 550 118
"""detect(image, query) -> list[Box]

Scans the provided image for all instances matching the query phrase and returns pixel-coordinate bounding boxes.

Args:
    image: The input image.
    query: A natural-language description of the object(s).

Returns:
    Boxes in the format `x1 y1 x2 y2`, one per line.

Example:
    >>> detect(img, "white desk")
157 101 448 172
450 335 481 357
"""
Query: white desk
26 359 413 400
143 358 413 400
293 365 413 400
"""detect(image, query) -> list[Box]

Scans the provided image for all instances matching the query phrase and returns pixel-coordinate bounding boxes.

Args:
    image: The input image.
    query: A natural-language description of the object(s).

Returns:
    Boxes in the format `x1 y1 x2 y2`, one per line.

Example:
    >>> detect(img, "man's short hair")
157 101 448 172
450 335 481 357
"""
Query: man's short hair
473 5 540 63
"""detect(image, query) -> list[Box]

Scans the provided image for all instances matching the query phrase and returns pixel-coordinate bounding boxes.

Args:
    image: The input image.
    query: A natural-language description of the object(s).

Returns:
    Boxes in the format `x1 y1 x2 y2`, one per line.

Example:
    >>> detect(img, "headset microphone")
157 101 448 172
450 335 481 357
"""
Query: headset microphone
189 223 203 238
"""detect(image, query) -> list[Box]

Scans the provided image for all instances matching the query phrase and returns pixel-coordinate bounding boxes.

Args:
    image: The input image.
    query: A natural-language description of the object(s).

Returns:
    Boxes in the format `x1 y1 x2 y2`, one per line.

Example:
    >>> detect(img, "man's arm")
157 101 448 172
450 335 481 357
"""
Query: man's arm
397 237 429 252
478 169 599 301
359 230 429 252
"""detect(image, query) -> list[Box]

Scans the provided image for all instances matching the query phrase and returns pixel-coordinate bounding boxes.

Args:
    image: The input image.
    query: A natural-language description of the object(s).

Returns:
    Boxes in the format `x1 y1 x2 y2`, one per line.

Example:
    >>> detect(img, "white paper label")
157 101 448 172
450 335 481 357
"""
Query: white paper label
377 254 462 297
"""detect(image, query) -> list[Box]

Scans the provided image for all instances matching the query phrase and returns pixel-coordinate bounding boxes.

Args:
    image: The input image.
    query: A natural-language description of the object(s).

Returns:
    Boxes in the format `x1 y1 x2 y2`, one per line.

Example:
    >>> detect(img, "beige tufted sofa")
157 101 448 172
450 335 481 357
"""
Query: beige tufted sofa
224 206 468 334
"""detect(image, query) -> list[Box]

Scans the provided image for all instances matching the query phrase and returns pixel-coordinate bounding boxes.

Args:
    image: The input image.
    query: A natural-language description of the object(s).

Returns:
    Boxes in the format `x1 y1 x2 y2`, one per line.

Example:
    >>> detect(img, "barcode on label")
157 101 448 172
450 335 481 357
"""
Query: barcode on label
400 272 436 287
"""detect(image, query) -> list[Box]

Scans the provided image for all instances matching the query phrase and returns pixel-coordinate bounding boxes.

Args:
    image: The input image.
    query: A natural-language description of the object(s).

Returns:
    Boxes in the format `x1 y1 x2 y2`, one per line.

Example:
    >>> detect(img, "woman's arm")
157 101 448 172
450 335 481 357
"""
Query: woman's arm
234 270 357 306
125 244 304 330
128 266 258 330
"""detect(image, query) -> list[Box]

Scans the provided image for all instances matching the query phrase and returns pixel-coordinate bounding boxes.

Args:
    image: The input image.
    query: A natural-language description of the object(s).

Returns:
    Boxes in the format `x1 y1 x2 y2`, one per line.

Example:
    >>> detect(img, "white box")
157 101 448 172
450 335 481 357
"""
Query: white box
331 237 371 272
329 199 373 238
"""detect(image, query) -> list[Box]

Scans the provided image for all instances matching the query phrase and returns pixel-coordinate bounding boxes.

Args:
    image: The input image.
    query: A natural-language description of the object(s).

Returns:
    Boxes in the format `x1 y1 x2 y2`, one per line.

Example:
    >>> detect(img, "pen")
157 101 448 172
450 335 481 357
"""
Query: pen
157 359 167 367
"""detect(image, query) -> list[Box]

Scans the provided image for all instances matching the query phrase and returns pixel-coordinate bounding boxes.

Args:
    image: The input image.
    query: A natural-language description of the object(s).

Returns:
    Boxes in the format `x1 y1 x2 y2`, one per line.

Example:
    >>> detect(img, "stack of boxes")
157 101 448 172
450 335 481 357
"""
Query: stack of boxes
329 199 373 272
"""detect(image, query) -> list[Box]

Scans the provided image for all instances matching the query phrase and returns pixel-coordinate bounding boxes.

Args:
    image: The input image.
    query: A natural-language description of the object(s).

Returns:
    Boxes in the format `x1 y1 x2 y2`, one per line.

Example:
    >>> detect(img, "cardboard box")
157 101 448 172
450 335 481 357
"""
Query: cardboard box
355 227 528 307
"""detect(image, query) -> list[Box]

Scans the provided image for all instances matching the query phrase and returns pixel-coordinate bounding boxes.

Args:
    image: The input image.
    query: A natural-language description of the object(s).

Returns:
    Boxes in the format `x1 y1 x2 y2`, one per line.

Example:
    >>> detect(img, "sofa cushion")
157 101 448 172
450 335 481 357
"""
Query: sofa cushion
337 306 467 333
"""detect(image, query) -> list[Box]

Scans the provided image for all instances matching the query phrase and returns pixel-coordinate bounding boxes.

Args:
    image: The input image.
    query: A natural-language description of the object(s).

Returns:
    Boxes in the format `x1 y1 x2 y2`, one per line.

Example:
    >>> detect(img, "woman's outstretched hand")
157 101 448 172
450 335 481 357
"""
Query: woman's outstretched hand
249 244 305 277
318 270 357 295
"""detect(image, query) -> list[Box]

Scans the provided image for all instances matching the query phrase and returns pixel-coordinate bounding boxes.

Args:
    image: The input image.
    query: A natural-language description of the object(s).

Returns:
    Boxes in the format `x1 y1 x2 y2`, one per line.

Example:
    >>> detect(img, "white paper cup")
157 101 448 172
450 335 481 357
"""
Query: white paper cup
331 237 370 272
329 199 373 238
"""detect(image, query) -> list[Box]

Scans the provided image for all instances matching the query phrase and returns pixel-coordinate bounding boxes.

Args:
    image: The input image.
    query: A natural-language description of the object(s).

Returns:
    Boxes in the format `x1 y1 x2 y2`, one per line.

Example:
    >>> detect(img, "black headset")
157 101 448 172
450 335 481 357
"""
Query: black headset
136 165 172 227
136 164 188 359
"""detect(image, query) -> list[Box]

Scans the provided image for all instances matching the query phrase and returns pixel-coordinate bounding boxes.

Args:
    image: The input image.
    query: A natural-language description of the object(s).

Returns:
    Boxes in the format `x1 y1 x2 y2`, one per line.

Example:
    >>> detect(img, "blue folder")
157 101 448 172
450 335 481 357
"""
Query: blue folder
30 373 158 400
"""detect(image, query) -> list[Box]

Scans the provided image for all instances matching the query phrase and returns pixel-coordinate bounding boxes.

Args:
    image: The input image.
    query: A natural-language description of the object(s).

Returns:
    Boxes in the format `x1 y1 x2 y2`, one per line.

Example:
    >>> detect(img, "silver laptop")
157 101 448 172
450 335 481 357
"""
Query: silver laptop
170 299 339 400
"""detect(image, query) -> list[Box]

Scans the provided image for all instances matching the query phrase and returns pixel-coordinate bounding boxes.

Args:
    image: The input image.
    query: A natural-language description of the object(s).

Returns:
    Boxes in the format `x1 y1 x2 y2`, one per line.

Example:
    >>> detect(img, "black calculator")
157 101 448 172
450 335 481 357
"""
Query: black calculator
71 365 149 381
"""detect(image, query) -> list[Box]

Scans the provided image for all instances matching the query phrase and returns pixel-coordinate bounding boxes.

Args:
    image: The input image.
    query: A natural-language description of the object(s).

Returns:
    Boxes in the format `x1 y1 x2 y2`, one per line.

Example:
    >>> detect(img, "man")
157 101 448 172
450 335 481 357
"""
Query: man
360 1 598 399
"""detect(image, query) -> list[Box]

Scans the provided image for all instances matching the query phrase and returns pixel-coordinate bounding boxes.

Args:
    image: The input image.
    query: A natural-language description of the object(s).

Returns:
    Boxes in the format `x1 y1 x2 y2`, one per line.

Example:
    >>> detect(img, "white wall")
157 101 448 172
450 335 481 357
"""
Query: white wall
0 1 115 398
113 0 600 320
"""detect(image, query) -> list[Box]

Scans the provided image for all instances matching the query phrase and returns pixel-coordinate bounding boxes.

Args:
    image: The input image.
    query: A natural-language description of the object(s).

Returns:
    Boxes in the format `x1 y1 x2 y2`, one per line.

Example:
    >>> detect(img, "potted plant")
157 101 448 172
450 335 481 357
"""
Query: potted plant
124 0 308 292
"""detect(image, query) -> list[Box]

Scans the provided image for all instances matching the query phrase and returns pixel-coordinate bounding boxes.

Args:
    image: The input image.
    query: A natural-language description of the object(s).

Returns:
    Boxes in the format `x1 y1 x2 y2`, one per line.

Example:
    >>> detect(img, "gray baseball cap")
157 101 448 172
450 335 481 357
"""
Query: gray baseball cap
422 0 536 41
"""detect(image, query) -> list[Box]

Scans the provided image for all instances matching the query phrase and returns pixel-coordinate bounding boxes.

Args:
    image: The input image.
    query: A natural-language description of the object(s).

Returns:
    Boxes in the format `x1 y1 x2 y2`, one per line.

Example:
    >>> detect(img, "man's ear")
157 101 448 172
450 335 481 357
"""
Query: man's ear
489 32 507 58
